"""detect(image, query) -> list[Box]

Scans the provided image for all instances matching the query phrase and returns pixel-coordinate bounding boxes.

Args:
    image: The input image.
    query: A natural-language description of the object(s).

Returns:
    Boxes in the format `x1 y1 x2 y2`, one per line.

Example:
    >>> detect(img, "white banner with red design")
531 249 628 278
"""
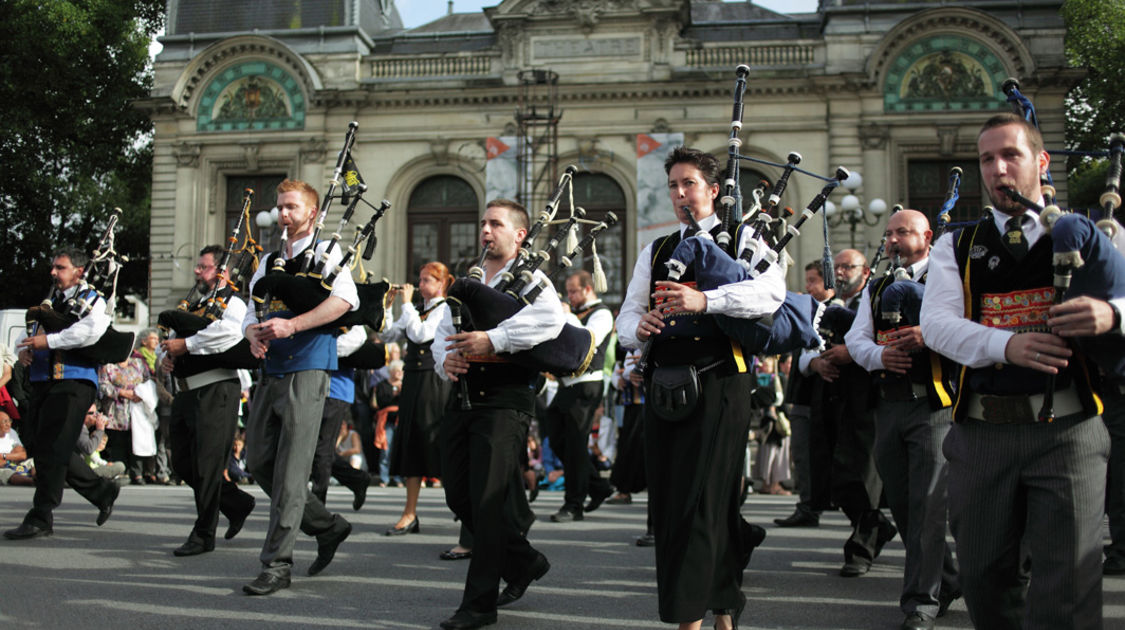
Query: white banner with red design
636 132 684 249
485 136 519 204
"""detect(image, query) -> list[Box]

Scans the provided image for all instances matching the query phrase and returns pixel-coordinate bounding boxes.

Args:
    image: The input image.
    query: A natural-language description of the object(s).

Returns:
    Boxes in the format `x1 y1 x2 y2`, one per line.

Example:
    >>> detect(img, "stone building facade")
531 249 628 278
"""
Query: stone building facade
138 0 1076 314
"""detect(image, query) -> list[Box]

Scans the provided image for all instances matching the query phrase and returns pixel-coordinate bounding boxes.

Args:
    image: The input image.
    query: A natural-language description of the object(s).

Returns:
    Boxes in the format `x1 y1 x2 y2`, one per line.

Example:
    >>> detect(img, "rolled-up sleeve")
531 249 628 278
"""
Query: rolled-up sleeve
186 296 246 355
48 294 110 350
487 270 565 354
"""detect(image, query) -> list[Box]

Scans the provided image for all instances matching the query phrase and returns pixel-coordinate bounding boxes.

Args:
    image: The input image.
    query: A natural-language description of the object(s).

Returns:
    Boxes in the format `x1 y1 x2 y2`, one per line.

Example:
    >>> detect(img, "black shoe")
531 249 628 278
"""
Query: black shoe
527 485 539 503
225 496 255 540
900 611 935 630
839 556 871 577
497 551 550 606
1105 555 1125 576
549 506 583 523
873 518 898 558
173 537 215 557
96 483 120 526
242 571 291 596
605 493 632 505
440 548 472 561
584 484 613 513
635 532 656 547
773 509 819 527
384 516 420 536
308 517 352 576
3 522 52 540
937 589 962 617
439 609 497 630
350 474 371 511
740 522 766 569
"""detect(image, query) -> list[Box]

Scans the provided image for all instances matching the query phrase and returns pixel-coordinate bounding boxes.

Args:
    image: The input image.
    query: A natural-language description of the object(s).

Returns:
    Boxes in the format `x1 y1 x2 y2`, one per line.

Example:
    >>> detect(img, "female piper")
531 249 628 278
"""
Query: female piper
382 262 454 536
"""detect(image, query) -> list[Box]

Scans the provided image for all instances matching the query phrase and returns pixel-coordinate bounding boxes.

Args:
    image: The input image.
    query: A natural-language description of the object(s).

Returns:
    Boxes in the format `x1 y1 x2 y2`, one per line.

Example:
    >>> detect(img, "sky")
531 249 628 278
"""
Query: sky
398 0 821 28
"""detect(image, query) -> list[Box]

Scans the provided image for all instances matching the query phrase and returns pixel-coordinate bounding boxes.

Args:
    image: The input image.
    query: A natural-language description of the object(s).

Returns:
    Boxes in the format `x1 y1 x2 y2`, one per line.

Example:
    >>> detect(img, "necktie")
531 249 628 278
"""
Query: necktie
1003 216 1027 261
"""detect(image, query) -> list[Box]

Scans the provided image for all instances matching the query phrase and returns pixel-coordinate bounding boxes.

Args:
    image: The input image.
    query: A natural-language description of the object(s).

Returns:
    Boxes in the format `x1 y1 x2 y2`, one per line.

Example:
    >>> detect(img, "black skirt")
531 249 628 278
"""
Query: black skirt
389 368 452 478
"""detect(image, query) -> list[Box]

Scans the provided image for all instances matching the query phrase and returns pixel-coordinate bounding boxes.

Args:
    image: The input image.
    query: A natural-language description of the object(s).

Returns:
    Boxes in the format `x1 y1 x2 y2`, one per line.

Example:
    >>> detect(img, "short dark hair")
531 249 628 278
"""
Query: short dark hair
52 246 89 269
486 198 529 231
199 245 223 260
979 113 1044 155
663 147 721 186
804 260 823 276
568 270 593 290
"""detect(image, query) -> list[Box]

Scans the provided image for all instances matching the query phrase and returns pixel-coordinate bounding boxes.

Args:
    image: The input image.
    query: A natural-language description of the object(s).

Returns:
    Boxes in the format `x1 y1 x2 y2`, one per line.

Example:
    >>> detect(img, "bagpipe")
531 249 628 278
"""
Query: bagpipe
445 167 620 407
249 122 391 333
158 188 263 371
25 207 135 364
1000 78 1125 419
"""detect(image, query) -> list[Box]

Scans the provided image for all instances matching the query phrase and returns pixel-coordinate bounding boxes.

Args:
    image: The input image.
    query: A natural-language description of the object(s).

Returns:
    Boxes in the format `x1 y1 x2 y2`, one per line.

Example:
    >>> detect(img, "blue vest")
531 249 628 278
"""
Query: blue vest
263 308 338 375
328 367 355 403
30 288 100 385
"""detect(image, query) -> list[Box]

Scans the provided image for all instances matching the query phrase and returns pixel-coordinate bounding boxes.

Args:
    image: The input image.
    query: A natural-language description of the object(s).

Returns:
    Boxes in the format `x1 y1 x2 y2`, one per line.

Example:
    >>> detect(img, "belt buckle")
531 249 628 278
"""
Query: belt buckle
979 395 1035 424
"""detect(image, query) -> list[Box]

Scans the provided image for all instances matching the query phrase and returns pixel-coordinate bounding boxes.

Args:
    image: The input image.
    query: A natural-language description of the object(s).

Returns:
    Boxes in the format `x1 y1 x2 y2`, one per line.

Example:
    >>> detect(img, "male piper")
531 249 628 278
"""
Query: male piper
844 211 960 630
433 198 564 630
921 112 1122 629
546 270 614 523
161 245 257 556
6 247 119 539
801 249 897 578
241 179 357 595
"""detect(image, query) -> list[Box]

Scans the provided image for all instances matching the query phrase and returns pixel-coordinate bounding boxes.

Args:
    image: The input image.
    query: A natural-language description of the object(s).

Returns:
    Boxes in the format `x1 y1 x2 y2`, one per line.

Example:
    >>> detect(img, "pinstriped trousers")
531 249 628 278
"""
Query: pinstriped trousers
944 414 1109 630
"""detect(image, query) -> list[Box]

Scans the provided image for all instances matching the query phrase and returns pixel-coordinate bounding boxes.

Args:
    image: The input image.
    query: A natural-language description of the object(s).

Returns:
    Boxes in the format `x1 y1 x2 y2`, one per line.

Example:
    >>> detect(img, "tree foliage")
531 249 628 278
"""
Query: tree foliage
0 0 164 308
1062 0 1125 173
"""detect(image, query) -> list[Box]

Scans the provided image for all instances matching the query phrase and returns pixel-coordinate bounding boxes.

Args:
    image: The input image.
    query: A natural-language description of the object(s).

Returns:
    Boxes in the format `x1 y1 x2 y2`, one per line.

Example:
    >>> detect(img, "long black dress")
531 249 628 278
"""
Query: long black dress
389 299 452 478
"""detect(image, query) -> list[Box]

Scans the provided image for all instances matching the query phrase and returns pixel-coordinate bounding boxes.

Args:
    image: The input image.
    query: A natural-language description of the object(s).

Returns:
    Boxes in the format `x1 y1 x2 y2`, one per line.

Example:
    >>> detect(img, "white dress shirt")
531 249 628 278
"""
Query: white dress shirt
616 213 786 351
846 258 929 373
561 298 614 386
44 285 111 350
241 233 360 333
184 295 246 355
383 296 448 347
431 259 565 381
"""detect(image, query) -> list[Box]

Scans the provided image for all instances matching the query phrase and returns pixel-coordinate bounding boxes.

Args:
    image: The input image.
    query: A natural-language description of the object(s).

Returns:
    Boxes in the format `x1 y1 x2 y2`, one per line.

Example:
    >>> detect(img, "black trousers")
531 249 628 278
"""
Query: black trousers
544 380 610 510
441 405 539 614
645 369 750 623
169 378 255 544
310 397 369 504
609 403 646 493
23 379 97 528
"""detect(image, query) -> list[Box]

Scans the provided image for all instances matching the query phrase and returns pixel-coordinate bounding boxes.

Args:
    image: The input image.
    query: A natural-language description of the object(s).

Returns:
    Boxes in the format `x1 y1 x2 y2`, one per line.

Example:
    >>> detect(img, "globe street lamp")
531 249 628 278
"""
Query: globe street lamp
823 171 886 247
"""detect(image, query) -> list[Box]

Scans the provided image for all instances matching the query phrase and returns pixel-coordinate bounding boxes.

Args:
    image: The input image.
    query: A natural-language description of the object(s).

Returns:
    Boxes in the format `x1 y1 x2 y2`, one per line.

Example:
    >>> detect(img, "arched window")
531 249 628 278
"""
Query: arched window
407 175 480 281
562 173 627 307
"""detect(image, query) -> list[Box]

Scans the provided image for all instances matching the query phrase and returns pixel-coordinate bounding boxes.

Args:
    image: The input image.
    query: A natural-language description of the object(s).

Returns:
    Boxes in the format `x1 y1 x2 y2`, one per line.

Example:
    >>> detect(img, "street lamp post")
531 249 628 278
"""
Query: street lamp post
823 171 886 248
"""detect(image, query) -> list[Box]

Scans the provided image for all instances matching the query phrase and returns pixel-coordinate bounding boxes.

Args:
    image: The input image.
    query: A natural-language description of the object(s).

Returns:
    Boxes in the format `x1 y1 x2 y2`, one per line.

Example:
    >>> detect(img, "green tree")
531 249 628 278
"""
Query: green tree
0 0 164 309
1062 0 1125 180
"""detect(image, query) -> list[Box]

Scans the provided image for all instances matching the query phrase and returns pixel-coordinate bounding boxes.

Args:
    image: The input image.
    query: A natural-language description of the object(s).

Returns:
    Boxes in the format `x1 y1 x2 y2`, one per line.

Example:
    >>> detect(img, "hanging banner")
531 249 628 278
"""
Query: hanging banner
635 132 684 249
485 136 519 203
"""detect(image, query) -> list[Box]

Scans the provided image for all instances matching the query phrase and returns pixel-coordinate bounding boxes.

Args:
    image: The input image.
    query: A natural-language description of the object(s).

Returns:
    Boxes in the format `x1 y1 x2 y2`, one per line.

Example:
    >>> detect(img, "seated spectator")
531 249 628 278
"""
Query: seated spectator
79 407 125 479
226 432 252 484
0 410 33 486
336 420 365 470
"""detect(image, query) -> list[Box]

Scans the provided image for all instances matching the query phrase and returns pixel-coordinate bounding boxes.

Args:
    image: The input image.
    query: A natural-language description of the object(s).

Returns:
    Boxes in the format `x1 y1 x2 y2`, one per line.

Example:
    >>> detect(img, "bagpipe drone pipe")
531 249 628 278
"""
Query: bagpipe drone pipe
25 207 134 364
657 236 824 355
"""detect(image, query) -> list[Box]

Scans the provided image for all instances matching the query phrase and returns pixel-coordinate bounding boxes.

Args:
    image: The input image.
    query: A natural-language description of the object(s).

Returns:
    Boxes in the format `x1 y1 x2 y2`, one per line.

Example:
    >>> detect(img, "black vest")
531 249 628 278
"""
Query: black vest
867 269 955 410
575 301 611 376
647 227 746 372
951 219 1101 419
403 300 443 372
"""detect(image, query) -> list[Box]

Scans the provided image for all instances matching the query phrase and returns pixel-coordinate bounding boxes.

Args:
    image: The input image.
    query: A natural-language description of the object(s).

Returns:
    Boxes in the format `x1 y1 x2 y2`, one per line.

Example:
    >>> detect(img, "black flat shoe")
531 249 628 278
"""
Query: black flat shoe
440 548 472 560
497 551 549 606
242 571 290 596
350 474 371 511
96 483 120 526
384 517 420 536
584 485 613 513
439 609 496 630
225 496 255 540
173 537 215 557
3 522 52 540
308 517 352 576
549 507 583 522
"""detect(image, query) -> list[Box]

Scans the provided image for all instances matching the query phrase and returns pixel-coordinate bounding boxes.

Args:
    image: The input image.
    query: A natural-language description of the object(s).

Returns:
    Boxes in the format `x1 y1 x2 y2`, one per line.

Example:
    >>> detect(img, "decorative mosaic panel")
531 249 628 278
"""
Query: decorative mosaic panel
197 61 305 132
884 36 1008 113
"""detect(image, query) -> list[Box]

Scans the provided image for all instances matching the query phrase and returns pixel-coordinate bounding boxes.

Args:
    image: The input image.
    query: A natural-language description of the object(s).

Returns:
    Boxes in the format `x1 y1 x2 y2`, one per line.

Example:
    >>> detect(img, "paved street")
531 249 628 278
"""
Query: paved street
0 484 1123 629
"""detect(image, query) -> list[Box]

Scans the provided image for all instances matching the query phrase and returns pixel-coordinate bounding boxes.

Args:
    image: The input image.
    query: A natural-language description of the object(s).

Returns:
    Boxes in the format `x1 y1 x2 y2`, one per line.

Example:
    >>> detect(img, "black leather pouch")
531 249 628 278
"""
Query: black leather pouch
649 365 700 422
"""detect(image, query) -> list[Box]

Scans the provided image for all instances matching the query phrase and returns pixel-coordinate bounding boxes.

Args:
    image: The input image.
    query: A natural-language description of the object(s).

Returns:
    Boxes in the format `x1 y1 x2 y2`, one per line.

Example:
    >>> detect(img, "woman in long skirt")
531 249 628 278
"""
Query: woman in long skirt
382 261 453 536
